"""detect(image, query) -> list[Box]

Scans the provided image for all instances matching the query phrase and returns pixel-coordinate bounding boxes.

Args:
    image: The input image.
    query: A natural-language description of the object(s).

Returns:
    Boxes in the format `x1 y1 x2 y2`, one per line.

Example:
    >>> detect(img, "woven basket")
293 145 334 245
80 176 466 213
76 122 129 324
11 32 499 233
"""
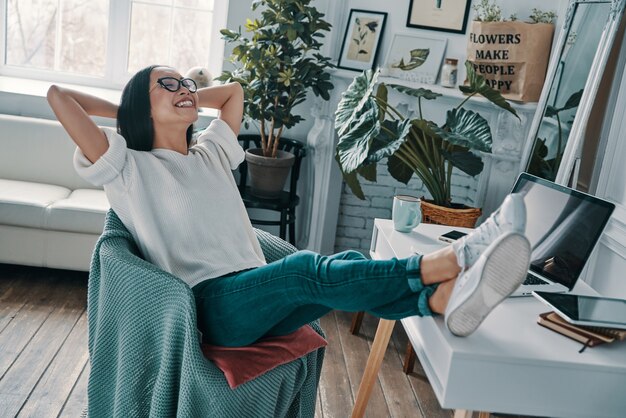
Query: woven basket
420 200 482 228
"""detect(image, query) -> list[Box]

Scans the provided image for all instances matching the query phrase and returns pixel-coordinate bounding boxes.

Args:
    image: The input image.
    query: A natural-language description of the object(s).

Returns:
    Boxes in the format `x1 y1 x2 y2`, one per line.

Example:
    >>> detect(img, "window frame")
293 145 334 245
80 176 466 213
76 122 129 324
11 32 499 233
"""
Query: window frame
0 0 228 90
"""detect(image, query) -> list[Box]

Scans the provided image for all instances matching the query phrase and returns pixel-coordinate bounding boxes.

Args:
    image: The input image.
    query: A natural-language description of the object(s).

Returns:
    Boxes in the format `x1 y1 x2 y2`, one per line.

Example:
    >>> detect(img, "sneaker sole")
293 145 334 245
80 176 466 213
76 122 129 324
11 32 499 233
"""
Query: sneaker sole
446 233 531 337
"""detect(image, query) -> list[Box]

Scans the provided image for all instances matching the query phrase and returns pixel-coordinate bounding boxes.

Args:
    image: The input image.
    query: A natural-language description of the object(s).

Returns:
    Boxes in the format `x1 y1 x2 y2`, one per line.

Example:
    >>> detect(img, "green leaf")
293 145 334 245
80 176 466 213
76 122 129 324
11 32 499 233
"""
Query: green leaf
545 105 558 118
561 89 584 111
432 108 492 153
335 69 380 137
336 153 365 199
358 163 377 182
365 119 412 163
443 150 484 177
376 84 387 122
287 28 297 41
336 105 381 172
388 84 442 100
461 61 519 119
387 153 414 184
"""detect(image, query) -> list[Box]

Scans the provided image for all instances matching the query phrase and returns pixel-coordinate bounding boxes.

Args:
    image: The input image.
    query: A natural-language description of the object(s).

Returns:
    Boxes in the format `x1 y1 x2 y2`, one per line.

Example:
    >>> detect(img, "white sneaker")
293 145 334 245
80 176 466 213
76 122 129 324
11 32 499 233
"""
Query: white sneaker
452 193 526 270
445 232 531 337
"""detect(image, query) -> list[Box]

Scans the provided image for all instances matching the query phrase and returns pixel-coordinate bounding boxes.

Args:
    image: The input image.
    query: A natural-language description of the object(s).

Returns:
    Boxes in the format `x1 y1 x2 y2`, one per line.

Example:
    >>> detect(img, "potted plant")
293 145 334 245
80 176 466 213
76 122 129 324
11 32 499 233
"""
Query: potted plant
217 0 334 197
334 61 518 227
467 0 556 102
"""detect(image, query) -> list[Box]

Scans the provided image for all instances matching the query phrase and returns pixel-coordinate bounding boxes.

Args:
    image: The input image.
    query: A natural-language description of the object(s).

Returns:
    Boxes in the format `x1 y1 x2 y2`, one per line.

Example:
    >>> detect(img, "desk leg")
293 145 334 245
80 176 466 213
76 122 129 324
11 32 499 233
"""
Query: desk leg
350 319 396 418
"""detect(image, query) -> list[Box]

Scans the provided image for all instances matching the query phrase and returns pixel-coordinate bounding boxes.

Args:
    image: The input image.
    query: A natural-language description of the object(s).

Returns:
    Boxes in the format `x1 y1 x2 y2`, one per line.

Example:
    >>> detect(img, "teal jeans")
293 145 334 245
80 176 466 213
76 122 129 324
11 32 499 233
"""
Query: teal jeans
192 250 434 346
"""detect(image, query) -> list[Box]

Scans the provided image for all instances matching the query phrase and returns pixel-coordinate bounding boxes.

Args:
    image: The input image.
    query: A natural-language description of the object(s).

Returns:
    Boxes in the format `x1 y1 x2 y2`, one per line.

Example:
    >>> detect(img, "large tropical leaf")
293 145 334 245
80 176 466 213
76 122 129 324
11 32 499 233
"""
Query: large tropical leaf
387 153 414 185
336 153 365 199
336 104 381 172
460 61 519 119
364 119 413 164
335 69 380 136
358 163 377 182
387 84 442 100
443 150 484 177
432 108 492 153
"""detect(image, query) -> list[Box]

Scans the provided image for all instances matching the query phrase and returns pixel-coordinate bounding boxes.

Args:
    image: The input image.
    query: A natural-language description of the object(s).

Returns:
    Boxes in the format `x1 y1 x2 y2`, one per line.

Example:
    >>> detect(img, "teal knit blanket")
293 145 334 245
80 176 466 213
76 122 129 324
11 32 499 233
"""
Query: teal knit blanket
87 210 325 417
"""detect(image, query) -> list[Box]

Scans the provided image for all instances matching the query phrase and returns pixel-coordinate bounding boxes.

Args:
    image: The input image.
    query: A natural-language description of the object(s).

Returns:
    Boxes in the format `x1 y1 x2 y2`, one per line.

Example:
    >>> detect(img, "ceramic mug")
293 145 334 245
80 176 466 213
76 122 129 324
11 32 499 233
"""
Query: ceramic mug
392 195 421 233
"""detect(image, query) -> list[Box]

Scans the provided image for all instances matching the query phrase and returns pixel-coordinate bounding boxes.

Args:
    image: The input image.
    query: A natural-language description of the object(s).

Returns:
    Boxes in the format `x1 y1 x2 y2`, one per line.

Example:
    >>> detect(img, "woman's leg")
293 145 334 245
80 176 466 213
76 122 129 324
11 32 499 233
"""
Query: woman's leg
193 248 460 346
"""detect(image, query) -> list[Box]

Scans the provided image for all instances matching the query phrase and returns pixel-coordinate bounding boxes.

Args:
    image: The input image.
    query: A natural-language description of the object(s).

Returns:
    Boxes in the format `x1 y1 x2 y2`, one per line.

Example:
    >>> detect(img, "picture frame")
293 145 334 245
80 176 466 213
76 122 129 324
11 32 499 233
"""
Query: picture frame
407 0 471 34
337 9 388 72
382 34 447 85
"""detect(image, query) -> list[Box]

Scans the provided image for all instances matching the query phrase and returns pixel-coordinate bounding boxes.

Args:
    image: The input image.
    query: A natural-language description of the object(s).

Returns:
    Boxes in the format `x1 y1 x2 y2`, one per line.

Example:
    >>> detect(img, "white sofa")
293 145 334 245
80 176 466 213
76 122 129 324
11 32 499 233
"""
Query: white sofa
0 114 110 271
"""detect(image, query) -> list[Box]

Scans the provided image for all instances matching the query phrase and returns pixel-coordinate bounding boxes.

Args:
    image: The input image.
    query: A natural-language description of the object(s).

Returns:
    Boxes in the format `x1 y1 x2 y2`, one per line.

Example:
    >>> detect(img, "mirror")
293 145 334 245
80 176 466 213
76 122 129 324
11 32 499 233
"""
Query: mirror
520 0 626 185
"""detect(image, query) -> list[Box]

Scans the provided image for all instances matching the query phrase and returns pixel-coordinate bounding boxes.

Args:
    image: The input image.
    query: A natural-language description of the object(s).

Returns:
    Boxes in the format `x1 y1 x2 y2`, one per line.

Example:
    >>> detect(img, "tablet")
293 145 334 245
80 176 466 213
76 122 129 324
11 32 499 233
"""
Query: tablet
533 291 626 330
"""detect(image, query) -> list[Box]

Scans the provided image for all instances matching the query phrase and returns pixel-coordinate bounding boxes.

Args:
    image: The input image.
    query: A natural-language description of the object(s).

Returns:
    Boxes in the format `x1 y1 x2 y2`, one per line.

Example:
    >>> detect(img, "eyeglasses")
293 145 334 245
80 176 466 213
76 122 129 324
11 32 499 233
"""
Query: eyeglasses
149 77 197 93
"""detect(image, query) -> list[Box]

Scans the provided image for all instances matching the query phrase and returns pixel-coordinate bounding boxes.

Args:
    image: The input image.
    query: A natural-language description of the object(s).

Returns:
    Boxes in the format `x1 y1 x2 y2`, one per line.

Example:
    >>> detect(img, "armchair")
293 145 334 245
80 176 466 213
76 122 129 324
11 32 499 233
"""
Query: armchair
87 210 325 417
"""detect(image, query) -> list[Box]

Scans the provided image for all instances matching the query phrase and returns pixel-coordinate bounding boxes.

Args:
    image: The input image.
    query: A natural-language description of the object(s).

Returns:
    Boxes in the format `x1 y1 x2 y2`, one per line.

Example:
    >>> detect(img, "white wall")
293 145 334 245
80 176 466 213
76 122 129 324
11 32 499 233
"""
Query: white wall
223 0 570 142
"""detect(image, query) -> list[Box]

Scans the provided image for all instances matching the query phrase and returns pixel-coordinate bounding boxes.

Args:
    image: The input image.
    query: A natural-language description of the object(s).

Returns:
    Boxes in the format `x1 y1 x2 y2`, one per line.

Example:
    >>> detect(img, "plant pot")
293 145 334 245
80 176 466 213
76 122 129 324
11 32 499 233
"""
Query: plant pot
420 200 482 228
466 21 555 102
245 148 295 198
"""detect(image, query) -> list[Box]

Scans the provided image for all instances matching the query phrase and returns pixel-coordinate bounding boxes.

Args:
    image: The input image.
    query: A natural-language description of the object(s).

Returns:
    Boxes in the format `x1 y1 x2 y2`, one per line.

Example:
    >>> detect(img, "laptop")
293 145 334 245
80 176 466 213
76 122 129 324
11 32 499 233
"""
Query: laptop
509 173 615 297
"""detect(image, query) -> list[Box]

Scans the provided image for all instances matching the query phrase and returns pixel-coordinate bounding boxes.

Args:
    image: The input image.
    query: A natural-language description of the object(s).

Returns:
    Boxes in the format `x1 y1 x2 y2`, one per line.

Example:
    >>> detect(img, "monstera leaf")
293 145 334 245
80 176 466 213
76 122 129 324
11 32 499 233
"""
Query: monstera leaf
431 108 492 153
335 69 380 136
460 61 519 120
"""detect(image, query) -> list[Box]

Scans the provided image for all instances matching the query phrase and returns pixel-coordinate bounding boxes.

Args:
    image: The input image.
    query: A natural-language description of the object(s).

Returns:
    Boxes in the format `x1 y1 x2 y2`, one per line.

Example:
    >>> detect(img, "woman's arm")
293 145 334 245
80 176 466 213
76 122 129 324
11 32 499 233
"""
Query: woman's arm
196 82 244 136
47 85 118 164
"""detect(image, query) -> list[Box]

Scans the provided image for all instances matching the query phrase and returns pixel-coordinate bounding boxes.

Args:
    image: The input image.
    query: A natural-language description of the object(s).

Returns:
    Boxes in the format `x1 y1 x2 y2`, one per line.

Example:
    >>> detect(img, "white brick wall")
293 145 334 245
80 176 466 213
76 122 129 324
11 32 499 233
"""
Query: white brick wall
334 161 479 255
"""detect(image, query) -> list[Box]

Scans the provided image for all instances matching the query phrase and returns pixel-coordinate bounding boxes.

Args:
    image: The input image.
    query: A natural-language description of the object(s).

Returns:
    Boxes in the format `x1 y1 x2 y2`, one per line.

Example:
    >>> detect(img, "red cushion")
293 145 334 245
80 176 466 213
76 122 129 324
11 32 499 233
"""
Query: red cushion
201 325 327 389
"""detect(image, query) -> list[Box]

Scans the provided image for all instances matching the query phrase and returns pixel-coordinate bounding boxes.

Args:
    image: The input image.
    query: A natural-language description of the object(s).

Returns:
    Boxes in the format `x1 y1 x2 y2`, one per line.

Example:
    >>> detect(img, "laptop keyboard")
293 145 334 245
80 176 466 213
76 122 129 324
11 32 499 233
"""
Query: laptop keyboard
523 274 549 285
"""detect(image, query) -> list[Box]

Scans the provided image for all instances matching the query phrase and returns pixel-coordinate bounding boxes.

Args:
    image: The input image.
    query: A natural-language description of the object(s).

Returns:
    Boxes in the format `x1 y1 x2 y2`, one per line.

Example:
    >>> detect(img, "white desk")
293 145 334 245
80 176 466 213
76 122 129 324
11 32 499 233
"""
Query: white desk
351 219 626 418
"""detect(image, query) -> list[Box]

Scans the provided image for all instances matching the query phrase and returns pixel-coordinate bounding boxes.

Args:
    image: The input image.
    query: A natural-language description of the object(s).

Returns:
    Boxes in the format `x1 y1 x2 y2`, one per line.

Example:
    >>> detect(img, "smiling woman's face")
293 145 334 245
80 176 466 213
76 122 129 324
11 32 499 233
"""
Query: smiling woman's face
148 66 199 127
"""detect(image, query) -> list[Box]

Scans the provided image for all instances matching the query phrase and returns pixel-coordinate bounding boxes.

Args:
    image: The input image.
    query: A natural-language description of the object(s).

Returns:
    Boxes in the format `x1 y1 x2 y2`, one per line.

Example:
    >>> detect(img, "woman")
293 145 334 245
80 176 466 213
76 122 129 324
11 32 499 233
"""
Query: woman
47 65 531 345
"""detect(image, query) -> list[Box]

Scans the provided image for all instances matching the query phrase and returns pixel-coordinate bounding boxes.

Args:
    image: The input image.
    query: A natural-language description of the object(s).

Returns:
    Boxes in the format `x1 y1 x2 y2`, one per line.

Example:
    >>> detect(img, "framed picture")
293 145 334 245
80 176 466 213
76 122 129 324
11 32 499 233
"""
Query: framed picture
382 34 447 84
407 0 471 34
337 9 387 72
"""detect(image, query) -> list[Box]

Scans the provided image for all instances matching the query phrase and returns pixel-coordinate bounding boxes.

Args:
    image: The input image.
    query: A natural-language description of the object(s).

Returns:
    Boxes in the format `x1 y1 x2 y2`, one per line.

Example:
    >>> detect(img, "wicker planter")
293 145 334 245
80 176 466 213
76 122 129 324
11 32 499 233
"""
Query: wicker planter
420 200 482 228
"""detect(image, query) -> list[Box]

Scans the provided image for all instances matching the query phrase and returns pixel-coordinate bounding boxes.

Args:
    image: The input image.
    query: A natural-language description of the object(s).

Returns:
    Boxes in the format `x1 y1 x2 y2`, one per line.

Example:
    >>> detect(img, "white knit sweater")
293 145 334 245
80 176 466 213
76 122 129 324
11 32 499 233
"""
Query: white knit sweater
74 119 266 288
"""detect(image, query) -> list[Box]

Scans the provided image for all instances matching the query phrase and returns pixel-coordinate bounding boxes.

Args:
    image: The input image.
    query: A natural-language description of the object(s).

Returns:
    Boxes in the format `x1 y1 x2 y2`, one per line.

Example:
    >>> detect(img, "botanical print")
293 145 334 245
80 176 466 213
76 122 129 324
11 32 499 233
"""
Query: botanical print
347 17 380 62
384 34 446 84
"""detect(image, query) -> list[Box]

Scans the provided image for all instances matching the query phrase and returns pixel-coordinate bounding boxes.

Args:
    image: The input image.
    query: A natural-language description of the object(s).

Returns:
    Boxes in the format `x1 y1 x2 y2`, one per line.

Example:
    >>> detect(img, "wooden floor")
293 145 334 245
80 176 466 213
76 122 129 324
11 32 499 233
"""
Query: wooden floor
0 263 528 418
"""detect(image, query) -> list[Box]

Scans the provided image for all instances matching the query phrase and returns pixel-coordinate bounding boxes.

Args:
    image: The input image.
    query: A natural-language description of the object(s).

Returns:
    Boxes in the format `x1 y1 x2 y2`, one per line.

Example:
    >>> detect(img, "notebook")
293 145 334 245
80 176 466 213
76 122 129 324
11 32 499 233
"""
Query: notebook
508 173 615 297
537 311 626 351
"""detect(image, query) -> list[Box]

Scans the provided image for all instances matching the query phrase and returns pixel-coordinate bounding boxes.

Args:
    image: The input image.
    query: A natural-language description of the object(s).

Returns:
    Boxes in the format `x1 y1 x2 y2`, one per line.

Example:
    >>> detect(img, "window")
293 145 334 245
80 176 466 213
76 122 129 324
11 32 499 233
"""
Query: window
0 0 228 89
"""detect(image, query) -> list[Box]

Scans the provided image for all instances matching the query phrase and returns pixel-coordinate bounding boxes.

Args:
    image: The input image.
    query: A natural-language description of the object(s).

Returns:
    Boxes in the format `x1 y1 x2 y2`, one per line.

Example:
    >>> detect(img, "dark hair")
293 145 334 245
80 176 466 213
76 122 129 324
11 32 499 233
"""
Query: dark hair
117 65 193 151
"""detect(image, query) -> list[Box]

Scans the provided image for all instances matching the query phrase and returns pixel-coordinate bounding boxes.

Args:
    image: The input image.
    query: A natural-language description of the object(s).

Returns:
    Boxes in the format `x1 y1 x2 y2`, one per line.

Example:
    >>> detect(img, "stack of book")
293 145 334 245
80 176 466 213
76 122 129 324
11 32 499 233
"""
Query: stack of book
537 311 626 352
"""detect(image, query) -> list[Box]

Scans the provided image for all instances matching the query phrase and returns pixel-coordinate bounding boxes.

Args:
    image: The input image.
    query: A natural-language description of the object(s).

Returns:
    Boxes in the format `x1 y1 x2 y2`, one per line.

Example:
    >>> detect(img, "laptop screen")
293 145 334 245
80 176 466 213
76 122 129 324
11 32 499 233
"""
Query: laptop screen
511 173 615 290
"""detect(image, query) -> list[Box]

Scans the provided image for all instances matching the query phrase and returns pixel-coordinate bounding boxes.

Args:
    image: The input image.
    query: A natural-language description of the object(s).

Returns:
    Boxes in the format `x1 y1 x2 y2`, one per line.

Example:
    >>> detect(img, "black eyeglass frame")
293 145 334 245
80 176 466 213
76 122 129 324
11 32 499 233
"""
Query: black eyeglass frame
149 77 198 93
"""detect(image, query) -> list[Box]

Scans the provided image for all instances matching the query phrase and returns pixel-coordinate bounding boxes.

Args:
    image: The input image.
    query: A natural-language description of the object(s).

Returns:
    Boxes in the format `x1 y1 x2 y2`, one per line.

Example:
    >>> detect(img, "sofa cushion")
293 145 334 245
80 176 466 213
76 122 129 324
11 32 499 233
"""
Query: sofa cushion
0 179 70 228
0 114 99 191
46 189 109 234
